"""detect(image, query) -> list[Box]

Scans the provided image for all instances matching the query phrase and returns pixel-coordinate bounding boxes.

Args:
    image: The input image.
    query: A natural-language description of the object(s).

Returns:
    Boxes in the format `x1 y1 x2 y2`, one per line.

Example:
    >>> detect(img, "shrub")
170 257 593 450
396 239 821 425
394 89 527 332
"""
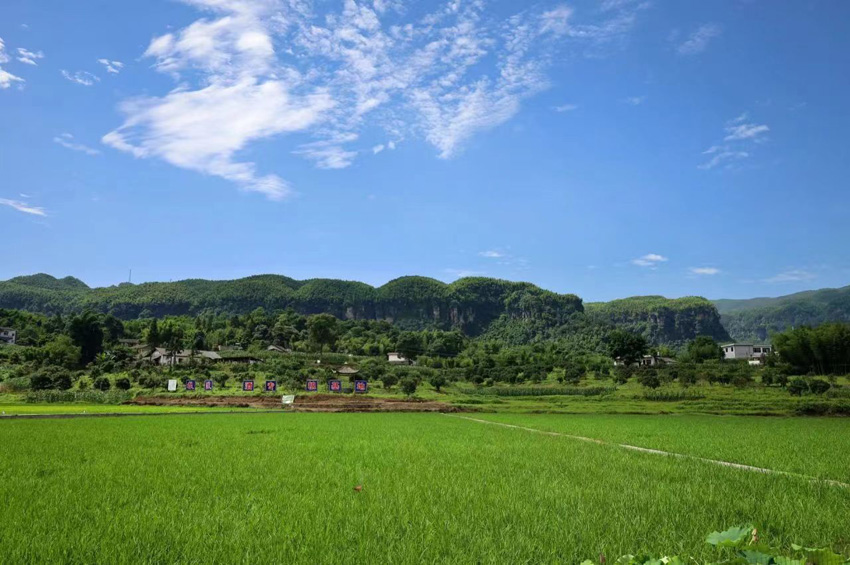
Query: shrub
637 371 662 389
788 378 808 396
400 377 418 396
115 377 132 391
93 377 111 392
53 372 73 390
380 373 398 390
30 373 54 391
809 379 831 395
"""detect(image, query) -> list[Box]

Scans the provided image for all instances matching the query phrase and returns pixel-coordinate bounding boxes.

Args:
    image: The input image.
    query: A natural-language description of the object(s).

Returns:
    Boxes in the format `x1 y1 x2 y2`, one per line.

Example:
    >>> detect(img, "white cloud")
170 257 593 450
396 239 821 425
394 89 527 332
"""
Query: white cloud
677 23 722 55
105 0 647 198
699 113 769 169
690 267 720 276
0 37 24 89
623 95 646 105
0 198 46 216
763 270 816 283
444 268 483 279
632 253 668 267
554 103 578 112
16 47 44 65
61 70 100 86
54 133 101 156
724 122 769 141
97 59 124 74
372 144 385 154
479 250 505 258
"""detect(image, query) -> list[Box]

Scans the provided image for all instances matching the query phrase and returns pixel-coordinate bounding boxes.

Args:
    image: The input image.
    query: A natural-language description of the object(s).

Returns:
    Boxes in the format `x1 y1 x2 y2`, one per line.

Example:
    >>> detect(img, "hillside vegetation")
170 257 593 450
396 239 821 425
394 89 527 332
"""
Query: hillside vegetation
714 285 850 342
0 273 732 346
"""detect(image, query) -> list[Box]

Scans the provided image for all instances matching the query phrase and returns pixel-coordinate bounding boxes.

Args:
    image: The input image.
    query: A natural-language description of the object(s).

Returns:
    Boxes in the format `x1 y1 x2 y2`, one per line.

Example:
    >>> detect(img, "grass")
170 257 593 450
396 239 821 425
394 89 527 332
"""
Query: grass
1 413 848 563
471 413 850 484
0 403 241 415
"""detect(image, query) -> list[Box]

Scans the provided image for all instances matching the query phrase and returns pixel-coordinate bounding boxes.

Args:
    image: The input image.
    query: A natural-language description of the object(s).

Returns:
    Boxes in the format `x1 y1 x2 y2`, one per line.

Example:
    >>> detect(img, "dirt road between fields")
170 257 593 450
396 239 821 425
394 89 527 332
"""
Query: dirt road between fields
130 394 464 413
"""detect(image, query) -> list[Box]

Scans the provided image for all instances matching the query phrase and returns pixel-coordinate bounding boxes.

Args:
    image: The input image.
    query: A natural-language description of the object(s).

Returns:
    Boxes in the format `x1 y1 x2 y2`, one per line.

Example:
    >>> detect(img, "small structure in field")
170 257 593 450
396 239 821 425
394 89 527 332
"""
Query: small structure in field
335 364 359 378
614 355 676 367
267 345 291 353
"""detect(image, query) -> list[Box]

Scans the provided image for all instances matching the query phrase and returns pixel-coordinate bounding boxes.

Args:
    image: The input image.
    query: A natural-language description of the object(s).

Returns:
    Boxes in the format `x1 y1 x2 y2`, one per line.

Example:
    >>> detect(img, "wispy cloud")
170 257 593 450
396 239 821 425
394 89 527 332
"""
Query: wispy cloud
103 0 647 199
553 103 578 112
53 133 100 156
444 268 484 279
699 112 769 170
763 269 816 283
0 37 25 89
623 95 646 106
479 250 505 259
690 267 720 276
16 47 43 65
632 253 668 267
0 197 46 216
61 70 100 86
676 23 722 55
97 59 124 74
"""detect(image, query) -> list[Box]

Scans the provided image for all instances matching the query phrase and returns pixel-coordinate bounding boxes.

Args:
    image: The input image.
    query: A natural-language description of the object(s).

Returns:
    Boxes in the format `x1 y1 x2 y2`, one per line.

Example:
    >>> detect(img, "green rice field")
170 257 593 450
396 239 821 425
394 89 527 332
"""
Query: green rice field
1 413 848 563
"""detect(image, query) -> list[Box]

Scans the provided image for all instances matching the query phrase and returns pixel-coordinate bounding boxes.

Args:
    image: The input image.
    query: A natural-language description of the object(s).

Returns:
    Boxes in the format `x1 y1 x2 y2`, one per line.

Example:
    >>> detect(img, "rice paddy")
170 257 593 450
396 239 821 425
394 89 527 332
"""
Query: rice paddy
1 413 848 563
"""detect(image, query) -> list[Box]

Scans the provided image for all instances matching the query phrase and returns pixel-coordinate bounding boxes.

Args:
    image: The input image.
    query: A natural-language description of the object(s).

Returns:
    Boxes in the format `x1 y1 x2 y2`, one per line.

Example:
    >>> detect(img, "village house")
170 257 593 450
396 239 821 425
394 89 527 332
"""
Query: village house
144 348 222 366
722 343 773 365
387 352 409 365
267 345 292 353
614 355 677 367
0 327 16 345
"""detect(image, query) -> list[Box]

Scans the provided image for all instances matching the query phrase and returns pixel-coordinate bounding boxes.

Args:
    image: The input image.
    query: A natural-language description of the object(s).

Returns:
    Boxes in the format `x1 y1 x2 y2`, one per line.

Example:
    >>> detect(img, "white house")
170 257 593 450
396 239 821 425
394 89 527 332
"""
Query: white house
722 343 772 365
614 355 676 367
387 352 409 365
144 348 222 366
0 327 16 345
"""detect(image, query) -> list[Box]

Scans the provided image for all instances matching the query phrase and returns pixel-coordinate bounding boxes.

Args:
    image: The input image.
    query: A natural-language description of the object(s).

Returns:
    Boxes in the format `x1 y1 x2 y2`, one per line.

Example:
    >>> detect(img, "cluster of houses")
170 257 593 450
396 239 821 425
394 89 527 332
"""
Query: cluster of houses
614 342 773 367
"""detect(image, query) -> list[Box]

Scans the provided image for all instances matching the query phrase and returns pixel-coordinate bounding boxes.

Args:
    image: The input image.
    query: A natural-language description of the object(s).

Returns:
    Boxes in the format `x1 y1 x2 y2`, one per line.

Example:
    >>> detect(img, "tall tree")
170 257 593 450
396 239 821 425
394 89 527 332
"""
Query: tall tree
307 314 338 358
686 336 723 363
67 311 104 366
606 329 647 366
145 319 161 349
102 314 125 344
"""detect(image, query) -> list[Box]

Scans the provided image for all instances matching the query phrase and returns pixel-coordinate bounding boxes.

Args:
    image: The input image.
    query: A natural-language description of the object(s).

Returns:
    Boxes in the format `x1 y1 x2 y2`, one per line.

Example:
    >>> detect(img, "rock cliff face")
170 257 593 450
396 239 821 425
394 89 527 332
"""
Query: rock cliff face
586 296 730 347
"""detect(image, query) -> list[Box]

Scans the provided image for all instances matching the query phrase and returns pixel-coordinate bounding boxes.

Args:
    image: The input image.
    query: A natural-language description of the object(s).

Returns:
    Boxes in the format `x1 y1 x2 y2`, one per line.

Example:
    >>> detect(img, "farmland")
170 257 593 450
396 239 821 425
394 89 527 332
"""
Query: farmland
1 413 848 563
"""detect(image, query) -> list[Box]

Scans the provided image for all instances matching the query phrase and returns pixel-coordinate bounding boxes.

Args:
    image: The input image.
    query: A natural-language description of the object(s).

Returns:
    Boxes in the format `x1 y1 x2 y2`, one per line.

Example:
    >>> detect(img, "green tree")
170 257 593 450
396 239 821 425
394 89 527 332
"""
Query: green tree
145 319 161 349
307 314 338 358
102 315 125 344
42 335 82 369
429 372 448 392
400 377 418 396
606 329 647 366
395 332 423 362
685 336 723 363
68 311 104 366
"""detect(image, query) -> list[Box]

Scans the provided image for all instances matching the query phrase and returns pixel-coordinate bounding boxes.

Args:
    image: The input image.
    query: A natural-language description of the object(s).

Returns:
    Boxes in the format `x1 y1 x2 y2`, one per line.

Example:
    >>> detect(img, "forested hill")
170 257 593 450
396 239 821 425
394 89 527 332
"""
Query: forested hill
586 296 730 346
0 274 583 336
714 285 850 342
0 273 734 346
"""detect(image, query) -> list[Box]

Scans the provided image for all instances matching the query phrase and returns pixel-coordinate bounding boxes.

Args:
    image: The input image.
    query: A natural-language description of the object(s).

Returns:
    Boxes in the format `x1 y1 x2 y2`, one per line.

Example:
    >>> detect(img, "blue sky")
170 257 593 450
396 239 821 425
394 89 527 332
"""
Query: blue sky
1 0 849 302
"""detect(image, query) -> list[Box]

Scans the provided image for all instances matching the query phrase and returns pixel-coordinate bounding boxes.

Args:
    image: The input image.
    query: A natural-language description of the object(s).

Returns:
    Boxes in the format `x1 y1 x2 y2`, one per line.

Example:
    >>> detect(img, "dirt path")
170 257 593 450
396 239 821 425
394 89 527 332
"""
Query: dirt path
448 415 850 489
131 394 464 413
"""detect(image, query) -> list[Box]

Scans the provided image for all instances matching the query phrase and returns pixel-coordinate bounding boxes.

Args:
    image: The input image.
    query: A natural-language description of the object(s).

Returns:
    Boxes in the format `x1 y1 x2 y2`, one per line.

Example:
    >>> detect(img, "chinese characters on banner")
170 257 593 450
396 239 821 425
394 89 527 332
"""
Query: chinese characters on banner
265 381 277 392
243 380 254 392
186 380 196 391
328 380 342 392
204 380 213 391
306 380 318 392
354 380 368 393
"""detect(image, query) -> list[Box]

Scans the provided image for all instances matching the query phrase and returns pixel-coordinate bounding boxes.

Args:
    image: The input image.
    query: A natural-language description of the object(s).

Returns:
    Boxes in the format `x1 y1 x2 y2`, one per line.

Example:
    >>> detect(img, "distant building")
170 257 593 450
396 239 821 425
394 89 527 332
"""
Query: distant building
614 355 676 367
267 345 291 353
722 343 772 365
144 348 222 366
216 344 243 352
218 354 260 365
118 338 141 347
387 352 409 365
0 327 16 345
